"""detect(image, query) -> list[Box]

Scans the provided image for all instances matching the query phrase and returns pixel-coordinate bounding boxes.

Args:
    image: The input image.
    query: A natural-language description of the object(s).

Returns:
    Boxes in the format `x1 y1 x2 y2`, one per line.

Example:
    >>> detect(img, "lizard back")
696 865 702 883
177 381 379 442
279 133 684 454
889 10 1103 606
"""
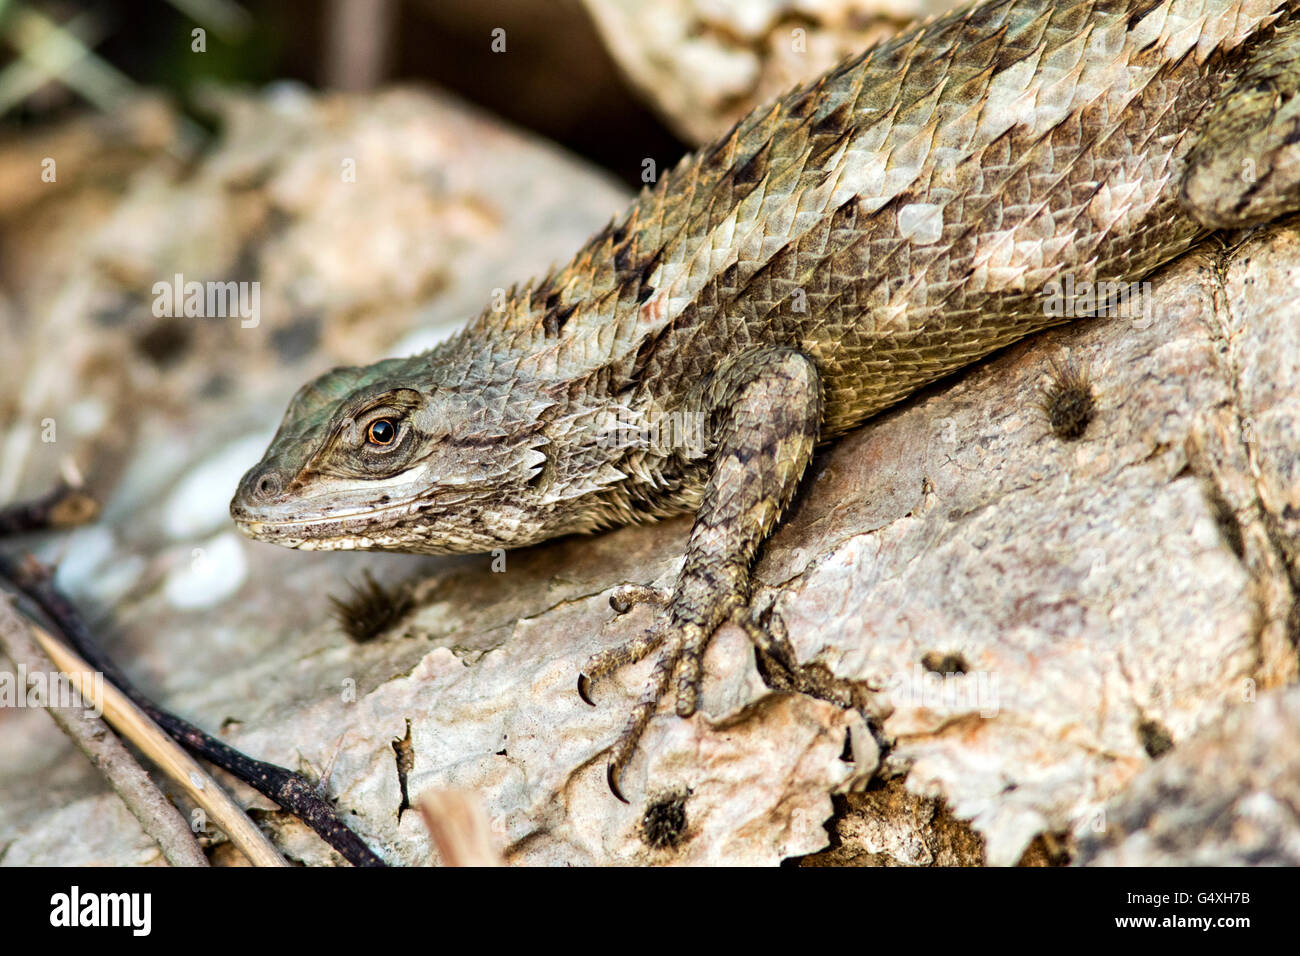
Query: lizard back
438 0 1293 437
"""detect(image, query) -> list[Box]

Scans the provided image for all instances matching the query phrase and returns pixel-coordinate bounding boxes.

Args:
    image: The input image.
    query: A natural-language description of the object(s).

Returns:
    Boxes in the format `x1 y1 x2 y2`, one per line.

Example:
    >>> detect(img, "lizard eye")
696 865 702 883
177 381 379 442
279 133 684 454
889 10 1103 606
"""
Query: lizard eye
367 419 397 445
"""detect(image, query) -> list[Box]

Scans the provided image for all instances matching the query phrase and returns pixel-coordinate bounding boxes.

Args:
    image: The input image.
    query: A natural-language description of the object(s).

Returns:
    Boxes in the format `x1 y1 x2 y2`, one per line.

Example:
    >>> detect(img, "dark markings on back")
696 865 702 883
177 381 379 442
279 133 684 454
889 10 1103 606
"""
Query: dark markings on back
543 301 579 336
810 101 852 140
731 139 772 187
1126 0 1165 29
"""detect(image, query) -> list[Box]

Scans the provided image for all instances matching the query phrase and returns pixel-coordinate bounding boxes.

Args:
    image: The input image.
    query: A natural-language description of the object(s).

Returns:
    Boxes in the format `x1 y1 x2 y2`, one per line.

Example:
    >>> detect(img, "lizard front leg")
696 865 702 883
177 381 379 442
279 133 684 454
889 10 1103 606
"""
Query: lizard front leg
581 347 823 801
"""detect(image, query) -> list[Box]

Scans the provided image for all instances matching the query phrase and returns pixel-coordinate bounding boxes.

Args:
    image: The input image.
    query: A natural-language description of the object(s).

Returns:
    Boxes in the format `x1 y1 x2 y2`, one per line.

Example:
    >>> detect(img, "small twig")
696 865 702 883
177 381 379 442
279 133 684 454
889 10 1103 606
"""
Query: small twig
28 620 288 867
0 483 98 536
0 596 209 867
418 789 503 867
0 552 386 867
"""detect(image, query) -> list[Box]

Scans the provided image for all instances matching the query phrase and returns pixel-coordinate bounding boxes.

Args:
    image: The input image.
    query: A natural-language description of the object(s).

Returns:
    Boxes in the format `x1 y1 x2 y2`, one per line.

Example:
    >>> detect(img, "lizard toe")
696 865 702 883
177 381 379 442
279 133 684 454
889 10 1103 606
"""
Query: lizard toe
604 635 681 802
609 582 671 615
579 618 669 703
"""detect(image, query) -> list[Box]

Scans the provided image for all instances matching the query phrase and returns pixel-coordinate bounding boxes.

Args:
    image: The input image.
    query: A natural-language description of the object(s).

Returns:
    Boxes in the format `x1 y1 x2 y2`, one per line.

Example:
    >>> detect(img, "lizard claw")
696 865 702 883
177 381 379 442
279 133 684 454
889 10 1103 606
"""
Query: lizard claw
577 672 595 706
606 763 629 804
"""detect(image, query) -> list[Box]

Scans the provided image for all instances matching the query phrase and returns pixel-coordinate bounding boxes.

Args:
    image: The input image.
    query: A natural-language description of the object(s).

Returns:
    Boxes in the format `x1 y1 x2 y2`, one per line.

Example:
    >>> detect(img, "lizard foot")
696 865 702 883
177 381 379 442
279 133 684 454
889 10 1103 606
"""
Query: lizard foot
583 597 864 802
577 584 673 705
579 588 718 801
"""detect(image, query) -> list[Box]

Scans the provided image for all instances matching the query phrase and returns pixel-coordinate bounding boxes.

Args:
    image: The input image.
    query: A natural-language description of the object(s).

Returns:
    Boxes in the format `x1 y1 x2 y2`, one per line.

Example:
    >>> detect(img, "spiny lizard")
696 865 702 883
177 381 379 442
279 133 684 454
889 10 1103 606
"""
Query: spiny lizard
232 0 1300 802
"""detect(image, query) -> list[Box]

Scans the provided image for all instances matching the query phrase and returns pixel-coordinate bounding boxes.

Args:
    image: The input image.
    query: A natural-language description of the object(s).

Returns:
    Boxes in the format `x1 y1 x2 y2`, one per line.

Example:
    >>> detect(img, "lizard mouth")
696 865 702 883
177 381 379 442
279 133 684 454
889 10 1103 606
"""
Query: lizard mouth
232 504 493 556
235 522 391 551
230 494 422 549
233 514 422 552
232 492 492 555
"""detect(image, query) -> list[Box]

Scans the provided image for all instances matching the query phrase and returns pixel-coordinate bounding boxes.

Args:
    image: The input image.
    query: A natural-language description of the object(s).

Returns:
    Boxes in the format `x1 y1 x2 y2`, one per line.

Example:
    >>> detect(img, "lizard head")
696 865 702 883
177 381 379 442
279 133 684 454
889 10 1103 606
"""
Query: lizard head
229 355 566 554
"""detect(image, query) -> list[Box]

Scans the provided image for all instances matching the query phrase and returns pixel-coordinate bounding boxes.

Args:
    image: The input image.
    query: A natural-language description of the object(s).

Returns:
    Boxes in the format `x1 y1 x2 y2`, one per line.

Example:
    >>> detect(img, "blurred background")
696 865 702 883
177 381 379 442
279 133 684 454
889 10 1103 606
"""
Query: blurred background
0 0 692 187
0 0 952 183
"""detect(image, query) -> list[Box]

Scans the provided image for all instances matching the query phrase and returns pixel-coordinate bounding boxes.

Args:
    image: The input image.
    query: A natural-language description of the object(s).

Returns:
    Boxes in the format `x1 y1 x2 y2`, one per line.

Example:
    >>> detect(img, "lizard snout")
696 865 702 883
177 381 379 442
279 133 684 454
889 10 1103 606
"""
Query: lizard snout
230 463 293 525
240 464 284 502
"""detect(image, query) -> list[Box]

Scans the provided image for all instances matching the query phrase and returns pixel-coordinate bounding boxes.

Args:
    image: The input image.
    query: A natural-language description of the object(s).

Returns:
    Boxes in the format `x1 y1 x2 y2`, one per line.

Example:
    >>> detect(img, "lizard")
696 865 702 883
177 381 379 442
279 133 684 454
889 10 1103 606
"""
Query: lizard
231 0 1300 803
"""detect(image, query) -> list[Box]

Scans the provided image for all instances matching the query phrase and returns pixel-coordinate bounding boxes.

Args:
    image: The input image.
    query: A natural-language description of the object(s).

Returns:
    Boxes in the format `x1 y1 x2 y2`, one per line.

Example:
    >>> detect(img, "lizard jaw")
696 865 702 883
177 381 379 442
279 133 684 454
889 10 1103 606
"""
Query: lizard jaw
230 488 428 549
233 519 378 551
232 506 494 555
232 507 428 552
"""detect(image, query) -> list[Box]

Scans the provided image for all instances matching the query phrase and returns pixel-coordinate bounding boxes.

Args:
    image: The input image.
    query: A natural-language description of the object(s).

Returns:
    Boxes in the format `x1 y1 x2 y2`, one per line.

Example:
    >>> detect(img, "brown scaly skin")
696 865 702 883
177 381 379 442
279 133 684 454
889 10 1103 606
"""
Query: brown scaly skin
233 0 1300 802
